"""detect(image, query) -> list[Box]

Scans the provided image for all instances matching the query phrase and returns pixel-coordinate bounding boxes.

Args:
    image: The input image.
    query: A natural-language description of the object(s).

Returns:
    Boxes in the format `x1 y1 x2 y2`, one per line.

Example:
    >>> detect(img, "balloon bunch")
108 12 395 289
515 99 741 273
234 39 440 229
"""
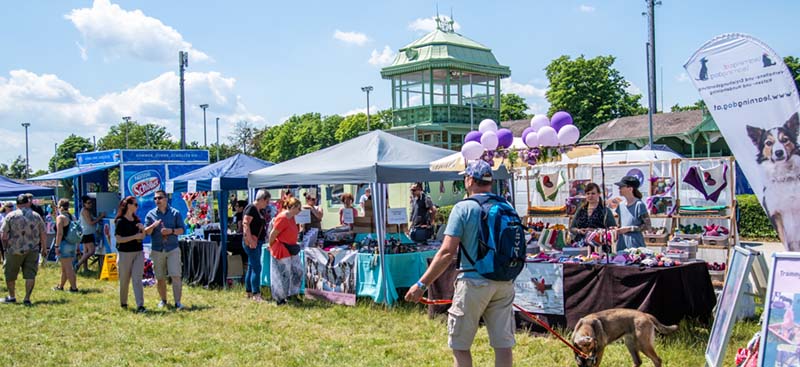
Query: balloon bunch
459 111 581 167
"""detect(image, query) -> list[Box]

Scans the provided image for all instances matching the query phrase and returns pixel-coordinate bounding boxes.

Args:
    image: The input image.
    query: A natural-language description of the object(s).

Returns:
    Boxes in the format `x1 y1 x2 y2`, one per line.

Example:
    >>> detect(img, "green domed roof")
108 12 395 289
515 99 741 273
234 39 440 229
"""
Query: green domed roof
380 25 510 78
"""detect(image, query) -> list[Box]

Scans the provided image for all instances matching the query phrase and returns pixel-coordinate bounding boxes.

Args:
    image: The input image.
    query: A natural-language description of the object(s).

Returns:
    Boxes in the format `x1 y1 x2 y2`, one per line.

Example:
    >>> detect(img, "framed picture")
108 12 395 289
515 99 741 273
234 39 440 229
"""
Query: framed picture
758 252 800 367
705 246 757 367
569 179 591 197
514 263 564 315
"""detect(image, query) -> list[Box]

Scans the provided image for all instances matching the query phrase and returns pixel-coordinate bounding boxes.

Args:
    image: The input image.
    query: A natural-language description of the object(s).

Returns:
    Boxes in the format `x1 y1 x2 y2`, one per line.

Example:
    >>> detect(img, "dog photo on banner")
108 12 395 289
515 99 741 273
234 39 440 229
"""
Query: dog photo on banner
513 263 564 315
303 247 357 306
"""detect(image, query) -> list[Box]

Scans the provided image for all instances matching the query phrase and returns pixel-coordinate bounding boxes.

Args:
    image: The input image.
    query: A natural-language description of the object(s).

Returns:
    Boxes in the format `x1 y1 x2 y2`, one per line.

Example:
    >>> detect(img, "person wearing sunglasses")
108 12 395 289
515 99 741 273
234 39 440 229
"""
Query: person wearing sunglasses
144 190 186 310
114 196 146 313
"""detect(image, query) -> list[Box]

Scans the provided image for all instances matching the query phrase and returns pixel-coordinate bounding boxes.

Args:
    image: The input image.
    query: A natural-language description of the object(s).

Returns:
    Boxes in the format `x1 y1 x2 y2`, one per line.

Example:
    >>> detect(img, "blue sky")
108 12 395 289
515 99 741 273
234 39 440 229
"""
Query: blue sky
1 0 798 171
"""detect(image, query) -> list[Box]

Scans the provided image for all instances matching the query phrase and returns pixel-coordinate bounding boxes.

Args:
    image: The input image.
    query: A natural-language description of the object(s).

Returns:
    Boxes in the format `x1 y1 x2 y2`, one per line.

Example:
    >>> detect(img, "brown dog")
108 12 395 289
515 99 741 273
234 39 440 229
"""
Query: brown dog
572 309 678 367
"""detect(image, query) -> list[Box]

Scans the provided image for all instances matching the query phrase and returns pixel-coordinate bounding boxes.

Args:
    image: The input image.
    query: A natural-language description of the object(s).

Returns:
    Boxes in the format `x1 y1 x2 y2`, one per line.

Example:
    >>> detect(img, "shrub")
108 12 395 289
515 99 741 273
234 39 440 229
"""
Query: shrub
737 194 779 239
435 204 453 225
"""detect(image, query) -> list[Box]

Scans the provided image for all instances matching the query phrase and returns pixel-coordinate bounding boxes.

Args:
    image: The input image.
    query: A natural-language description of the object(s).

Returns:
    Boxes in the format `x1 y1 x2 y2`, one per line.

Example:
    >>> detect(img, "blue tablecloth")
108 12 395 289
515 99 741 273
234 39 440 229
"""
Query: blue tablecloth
353 233 414 244
260 248 437 305
260 248 305 291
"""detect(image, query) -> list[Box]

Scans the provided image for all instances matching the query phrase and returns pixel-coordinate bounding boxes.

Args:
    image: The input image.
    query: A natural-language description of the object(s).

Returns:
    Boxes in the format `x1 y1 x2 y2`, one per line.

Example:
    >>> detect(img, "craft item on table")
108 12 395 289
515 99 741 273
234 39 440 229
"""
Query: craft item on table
702 224 730 237
537 227 567 250
677 205 727 215
527 205 567 216
682 162 729 202
527 220 546 232
535 171 565 202
676 223 704 235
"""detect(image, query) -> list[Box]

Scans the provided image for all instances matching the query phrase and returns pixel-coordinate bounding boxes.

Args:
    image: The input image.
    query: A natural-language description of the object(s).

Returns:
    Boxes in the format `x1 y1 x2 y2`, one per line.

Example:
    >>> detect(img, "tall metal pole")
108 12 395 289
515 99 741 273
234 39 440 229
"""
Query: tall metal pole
469 74 474 130
92 136 96 151
122 116 132 148
361 86 373 132
179 51 188 149
646 43 654 148
145 125 151 148
21 123 30 179
54 143 58 158
645 0 658 148
215 117 220 162
199 104 209 146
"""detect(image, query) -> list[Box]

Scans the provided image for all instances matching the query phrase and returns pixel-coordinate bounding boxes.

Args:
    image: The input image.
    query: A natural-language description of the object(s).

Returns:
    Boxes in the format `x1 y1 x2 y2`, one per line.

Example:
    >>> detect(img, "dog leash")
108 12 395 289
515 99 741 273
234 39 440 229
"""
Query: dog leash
420 297 590 359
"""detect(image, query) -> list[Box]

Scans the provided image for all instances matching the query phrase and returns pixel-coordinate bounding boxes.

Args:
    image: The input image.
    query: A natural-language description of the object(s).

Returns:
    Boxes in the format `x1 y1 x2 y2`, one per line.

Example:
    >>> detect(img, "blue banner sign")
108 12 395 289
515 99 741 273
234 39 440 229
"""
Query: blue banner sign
121 150 209 163
76 150 121 166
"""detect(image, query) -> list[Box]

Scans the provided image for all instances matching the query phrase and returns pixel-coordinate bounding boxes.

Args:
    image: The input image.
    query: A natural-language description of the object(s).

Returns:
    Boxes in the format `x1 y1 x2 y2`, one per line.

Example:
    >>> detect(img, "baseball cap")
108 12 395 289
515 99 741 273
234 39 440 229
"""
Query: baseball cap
459 160 493 182
614 175 641 189
16 194 30 205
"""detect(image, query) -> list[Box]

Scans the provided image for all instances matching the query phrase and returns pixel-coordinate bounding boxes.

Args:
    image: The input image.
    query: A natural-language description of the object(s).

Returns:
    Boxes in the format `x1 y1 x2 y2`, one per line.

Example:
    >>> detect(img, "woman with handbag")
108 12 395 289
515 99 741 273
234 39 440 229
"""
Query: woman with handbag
242 189 271 302
268 197 303 305
53 199 78 292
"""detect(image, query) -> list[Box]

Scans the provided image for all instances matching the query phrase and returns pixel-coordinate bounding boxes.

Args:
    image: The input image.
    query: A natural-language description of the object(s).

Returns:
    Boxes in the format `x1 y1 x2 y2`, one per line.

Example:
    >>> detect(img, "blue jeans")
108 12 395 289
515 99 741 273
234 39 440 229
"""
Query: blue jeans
242 240 264 295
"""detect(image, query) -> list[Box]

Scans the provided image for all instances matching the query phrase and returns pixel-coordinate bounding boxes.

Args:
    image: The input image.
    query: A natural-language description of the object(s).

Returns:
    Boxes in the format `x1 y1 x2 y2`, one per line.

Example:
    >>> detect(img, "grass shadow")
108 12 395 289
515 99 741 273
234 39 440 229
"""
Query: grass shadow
26 298 70 306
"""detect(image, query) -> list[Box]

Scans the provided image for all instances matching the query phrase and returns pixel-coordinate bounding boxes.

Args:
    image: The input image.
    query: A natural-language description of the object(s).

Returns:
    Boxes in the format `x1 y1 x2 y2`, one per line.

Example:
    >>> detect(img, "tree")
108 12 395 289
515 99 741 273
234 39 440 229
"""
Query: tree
0 163 8 177
229 120 257 155
97 121 177 150
784 56 800 93
208 143 240 163
334 111 390 143
49 135 93 172
8 156 29 179
545 55 648 136
670 100 706 112
500 93 529 121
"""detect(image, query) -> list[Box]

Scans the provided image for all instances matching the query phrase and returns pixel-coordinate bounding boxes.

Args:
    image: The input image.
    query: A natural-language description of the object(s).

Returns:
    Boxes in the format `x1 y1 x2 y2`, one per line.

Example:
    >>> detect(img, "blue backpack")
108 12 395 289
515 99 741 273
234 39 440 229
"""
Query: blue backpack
458 193 526 281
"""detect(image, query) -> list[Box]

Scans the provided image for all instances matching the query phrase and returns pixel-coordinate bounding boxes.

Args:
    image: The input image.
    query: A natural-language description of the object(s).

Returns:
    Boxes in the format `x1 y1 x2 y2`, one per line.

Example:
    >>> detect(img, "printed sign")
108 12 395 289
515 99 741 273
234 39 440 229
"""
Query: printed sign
758 253 800 367
514 263 564 315
76 150 121 166
342 209 354 224
685 34 800 252
187 180 197 193
128 170 162 197
387 208 408 225
295 209 311 224
304 247 357 306
121 150 209 163
211 177 221 191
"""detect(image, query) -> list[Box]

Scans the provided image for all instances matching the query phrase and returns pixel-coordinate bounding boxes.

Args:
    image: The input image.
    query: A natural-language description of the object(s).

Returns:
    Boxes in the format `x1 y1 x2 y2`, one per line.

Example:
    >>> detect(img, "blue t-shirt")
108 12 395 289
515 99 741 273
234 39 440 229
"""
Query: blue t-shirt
145 206 184 252
616 199 647 251
445 194 489 280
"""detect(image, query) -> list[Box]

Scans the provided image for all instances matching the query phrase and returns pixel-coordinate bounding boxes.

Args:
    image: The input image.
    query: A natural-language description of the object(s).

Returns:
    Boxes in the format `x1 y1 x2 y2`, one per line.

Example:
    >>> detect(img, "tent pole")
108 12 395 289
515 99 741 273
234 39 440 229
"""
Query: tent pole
372 183 391 306
219 190 229 289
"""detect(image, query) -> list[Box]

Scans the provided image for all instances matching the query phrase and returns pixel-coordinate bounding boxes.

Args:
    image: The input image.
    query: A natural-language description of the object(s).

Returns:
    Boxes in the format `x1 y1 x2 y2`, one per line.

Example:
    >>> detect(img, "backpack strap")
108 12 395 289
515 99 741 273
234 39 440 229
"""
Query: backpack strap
456 194 498 272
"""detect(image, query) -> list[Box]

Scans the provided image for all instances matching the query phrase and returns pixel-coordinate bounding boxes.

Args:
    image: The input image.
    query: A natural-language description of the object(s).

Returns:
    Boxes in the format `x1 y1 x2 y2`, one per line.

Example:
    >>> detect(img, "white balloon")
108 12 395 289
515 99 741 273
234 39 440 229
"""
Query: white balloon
524 131 539 148
557 124 580 145
461 141 484 160
537 126 559 147
480 131 499 150
530 115 550 132
478 119 498 133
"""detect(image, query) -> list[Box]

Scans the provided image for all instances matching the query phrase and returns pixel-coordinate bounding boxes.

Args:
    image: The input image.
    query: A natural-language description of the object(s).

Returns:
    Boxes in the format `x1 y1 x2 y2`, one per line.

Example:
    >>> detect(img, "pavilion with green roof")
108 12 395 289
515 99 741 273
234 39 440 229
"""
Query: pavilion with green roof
380 17 510 150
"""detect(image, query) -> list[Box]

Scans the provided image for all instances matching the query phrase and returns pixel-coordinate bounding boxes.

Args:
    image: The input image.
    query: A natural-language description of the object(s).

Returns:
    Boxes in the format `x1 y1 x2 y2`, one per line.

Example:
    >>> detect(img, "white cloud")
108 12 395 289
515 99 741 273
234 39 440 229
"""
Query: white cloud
368 46 396 67
333 30 369 46
676 72 690 82
625 81 643 96
0 69 263 171
342 105 380 116
65 0 210 64
501 79 547 98
579 5 596 13
408 16 461 33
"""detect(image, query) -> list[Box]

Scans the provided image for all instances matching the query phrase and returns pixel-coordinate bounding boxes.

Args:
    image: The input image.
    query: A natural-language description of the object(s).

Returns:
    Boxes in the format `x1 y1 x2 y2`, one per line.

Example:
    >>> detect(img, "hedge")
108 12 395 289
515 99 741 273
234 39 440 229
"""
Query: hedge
736 194 779 239
435 205 453 225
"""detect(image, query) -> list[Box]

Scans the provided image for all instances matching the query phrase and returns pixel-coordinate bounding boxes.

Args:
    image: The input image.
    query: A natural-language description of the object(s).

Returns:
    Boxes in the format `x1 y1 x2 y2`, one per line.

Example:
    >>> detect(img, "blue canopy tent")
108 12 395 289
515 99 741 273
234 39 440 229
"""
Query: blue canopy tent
0 175 55 199
167 154 274 285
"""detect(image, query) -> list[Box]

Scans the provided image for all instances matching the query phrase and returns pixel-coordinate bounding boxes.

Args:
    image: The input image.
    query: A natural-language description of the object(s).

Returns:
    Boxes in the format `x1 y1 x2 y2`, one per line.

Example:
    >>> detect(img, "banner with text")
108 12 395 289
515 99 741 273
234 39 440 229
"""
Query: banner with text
685 33 800 251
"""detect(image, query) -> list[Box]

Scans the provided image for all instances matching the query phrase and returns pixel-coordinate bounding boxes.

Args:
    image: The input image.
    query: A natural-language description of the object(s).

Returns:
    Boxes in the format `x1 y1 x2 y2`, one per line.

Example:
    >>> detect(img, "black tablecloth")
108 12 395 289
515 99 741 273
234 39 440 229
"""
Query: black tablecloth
180 240 222 287
429 261 716 329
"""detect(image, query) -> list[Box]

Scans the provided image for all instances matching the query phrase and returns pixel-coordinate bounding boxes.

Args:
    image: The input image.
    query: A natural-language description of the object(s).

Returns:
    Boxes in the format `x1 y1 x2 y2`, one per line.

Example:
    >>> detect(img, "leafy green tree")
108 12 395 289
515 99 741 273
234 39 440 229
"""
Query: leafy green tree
98 121 177 150
49 135 93 172
334 112 389 143
229 120 257 155
8 155 29 179
784 56 800 92
500 93 529 121
0 163 8 177
545 55 647 136
208 143 241 163
670 100 706 112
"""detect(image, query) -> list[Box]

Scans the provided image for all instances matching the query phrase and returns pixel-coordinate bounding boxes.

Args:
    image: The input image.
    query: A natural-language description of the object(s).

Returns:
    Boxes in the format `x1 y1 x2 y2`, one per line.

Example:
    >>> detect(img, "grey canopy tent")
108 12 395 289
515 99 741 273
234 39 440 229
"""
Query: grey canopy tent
248 130 510 304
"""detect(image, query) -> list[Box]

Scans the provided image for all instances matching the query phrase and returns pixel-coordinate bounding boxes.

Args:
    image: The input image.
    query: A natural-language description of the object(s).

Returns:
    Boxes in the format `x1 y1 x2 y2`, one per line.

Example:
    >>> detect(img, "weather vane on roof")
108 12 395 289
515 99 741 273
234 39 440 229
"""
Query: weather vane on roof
434 6 455 33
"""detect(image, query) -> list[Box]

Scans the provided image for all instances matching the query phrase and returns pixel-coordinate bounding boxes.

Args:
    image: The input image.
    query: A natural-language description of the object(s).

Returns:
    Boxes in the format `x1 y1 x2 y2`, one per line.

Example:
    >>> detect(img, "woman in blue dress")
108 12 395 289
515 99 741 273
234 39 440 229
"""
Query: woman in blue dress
613 176 651 251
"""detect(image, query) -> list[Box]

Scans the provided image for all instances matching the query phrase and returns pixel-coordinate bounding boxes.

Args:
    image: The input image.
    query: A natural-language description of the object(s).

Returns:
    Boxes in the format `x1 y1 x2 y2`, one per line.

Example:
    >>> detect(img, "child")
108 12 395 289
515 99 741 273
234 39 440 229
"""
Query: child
339 193 357 229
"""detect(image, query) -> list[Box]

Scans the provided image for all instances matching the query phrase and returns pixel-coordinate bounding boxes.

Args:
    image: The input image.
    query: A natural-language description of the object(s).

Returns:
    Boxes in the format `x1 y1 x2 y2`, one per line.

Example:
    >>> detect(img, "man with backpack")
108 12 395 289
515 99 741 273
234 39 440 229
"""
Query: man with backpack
406 160 524 367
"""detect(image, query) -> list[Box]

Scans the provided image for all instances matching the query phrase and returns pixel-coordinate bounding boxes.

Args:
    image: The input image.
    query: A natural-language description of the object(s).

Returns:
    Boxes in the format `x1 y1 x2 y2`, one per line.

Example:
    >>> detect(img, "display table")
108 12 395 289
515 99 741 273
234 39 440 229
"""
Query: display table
429 261 717 328
260 247 437 305
179 239 223 287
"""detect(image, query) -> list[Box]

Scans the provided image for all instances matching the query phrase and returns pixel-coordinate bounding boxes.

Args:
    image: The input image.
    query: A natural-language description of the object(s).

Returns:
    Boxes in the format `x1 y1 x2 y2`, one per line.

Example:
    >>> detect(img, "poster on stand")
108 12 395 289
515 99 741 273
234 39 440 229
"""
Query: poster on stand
303 247 357 306
685 34 800 252
513 263 564 315
758 253 800 367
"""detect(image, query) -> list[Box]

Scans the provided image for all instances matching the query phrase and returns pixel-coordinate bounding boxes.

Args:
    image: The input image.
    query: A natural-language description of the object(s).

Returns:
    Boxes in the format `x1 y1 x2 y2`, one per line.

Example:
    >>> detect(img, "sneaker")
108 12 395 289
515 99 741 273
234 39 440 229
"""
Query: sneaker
276 299 287 306
157 300 168 309
68 288 79 293
22 300 32 306
0 296 16 304
121 304 128 309
175 302 185 311
53 286 64 291
136 306 147 313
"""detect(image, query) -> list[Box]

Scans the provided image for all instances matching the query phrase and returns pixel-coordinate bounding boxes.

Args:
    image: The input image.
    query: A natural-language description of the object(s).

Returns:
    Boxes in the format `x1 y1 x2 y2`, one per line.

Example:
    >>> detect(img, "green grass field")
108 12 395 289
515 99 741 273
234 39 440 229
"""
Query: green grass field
0 265 758 366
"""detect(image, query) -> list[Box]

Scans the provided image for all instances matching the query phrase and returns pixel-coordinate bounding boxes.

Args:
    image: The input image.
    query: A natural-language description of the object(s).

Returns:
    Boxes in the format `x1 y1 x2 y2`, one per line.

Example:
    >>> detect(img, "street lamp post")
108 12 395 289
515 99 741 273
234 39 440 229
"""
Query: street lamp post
179 51 189 149
199 104 209 147
361 86 373 131
21 123 30 179
122 116 132 148
215 117 220 162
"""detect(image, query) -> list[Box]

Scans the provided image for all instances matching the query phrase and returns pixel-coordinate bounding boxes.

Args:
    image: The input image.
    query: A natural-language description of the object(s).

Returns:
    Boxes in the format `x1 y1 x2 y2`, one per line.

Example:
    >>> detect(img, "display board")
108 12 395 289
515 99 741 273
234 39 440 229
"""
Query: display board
303 247 357 306
513 263 564 315
758 252 800 367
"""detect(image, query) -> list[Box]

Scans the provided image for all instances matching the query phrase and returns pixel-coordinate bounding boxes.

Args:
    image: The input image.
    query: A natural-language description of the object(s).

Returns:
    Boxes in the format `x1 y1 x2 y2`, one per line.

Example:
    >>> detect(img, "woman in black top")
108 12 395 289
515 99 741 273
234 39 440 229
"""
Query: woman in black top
241 189 270 301
569 183 617 247
114 196 146 312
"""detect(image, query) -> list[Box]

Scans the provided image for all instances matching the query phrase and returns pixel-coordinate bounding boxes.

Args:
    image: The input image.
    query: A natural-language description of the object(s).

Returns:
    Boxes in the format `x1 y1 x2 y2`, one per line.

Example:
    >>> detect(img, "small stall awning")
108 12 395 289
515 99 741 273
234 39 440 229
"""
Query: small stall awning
29 162 120 181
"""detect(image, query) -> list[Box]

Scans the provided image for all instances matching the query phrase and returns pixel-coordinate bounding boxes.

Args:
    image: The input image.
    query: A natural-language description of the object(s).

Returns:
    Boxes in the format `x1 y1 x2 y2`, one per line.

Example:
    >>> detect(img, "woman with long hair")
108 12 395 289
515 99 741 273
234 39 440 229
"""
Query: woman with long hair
613 176 651 251
114 196 146 313
268 197 303 305
569 183 617 247
53 199 78 292
75 196 104 272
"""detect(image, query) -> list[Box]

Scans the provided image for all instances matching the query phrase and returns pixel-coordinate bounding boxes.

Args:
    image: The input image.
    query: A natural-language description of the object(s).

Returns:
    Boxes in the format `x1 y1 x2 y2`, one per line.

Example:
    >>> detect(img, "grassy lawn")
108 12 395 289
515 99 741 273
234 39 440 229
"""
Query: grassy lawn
0 265 758 366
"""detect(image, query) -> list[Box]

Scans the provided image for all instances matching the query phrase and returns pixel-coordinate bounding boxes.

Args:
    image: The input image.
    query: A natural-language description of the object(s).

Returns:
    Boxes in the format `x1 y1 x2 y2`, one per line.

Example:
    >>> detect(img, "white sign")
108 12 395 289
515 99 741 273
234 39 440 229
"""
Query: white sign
295 209 311 224
342 208 354 224
211 177 221 191
685 34 800 252
387 208 408 225
165 181 174 194
187 180 197 193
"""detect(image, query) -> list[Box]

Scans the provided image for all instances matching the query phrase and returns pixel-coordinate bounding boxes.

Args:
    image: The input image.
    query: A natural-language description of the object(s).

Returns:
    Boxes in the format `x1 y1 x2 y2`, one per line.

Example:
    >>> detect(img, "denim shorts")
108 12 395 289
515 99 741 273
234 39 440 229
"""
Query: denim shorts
59 241 77 259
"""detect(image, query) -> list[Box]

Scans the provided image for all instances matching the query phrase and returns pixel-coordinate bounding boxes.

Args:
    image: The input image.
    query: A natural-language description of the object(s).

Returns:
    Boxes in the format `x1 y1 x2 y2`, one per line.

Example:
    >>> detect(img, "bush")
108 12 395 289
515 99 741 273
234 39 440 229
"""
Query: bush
737 194 779 239
435 204 453 225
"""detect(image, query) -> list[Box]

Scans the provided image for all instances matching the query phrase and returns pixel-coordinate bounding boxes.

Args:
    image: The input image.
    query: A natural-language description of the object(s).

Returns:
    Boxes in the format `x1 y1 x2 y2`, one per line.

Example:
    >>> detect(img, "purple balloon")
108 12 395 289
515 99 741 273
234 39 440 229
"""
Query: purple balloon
550 111 574 132
522 127 536 142
464 131 482 144
496 128 513 149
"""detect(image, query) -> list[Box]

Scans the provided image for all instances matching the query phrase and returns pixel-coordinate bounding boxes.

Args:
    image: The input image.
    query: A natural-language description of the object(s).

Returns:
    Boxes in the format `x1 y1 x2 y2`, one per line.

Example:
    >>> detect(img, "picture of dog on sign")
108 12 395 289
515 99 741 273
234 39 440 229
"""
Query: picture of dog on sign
747 112 800 251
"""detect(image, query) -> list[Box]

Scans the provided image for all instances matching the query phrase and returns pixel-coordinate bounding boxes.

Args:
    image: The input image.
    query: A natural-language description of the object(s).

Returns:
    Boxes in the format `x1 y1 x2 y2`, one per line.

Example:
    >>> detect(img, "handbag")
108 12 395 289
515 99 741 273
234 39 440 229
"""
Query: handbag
284 243 301 256
409 226 433 243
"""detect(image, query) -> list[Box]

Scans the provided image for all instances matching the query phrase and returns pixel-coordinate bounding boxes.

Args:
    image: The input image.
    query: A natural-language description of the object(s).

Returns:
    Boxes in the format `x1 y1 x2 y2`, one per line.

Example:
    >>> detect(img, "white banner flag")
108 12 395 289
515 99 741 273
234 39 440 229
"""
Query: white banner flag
685 33 800 252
